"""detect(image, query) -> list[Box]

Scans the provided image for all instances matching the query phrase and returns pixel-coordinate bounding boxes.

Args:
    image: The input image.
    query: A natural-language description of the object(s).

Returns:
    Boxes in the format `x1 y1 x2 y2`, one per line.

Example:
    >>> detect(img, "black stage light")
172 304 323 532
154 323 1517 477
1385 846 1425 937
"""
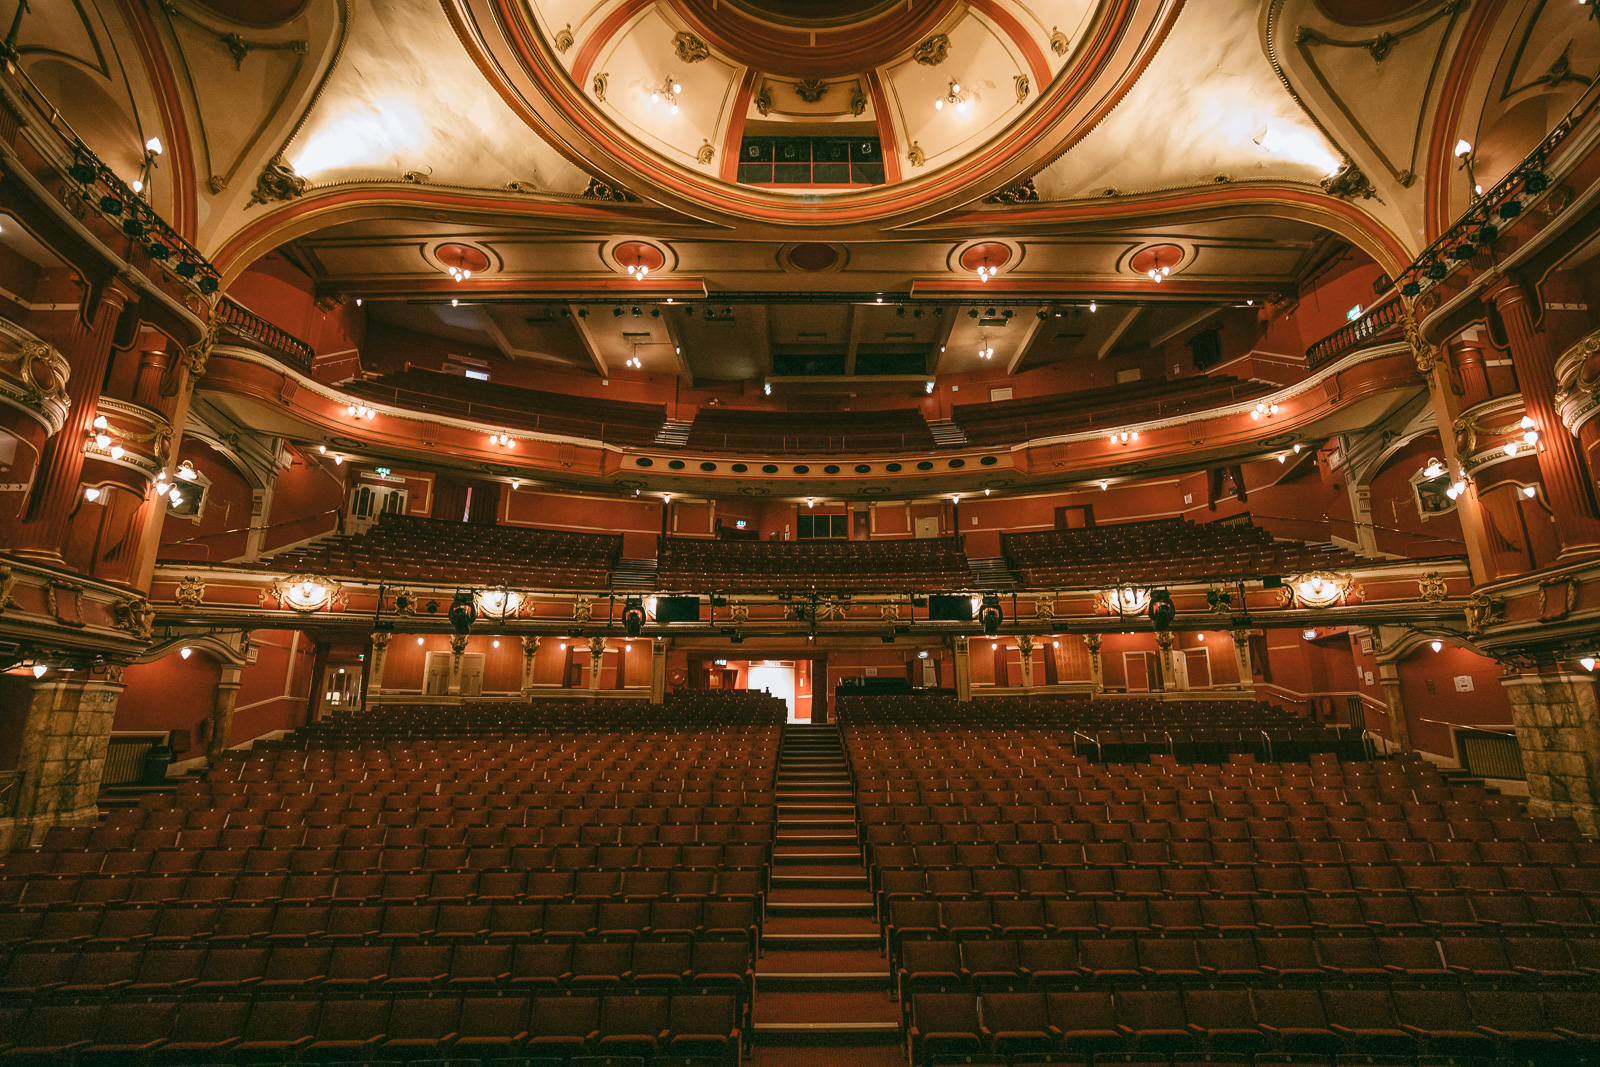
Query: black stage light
980 594 1002 637
448 591 477 635
1148 589 1176 630
623 597 644 637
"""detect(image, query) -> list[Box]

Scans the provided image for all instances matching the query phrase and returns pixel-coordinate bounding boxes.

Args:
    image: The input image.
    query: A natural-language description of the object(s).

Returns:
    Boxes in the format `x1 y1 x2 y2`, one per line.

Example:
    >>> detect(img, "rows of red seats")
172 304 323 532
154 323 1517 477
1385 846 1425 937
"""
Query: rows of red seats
261 514 621 591
905 987 1599 1064
0 698 779 1064
842 697 1598 1066
1002 516 1369 588
951 375 1274 446
0 992 741 1064
684 406 936 453
656 536 970 593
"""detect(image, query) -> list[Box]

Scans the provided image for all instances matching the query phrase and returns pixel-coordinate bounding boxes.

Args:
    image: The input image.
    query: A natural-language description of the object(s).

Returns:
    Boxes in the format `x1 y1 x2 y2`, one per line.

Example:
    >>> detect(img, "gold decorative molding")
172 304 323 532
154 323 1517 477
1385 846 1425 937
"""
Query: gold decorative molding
553 23 574 53
794 78 827 103
673 32 709 64
1049 27 1070 56
174 575 206 608
1416 572 1448 604
247 156 307 208
913 34 949 66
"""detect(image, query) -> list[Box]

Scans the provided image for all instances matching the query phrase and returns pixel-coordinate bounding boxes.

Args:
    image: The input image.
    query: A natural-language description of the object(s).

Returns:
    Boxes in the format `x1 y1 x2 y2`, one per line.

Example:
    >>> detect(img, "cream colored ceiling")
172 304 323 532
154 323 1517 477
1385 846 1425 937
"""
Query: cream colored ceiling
1034 0 1340 201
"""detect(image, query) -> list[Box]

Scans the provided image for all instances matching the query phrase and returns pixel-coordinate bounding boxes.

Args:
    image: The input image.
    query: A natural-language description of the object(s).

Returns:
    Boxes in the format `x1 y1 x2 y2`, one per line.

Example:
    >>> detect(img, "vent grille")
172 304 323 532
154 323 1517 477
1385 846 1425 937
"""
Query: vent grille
104 737 160 786
1459 731 1525 780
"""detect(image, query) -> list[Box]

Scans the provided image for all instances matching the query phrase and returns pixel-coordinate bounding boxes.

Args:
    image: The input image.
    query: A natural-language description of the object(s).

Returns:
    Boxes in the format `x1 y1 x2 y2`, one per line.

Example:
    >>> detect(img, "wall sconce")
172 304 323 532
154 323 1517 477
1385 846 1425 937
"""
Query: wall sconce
1294 571 1346 608
1423 458 1446 479
180 647 192 659
346 404 376 420
1454 139 1480 197
278 574 339 613
489 433 514 448
1251 402 1280 420
475 587 522 619
1108 587 1149 615
1108 430 1139 445
1431 640 1443 653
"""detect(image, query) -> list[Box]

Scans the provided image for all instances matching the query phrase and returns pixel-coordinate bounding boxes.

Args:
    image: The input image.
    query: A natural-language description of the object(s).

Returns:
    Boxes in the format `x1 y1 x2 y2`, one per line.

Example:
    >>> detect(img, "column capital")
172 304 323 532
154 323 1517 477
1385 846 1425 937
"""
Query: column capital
370 630 393 649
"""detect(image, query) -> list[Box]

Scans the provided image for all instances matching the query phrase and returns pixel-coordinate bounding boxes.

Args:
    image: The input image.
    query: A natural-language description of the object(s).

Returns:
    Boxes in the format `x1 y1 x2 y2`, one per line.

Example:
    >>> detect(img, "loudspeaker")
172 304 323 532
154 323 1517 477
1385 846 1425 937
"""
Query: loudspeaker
1262 576 1283 589
928 595 972 621
657 596 700 623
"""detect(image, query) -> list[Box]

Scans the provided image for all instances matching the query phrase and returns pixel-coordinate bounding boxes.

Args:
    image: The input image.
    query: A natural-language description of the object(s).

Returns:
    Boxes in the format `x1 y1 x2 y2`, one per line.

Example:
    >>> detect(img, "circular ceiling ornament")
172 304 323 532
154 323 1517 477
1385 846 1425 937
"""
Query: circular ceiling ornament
432 242 492 279
667 0 960 78
604 238 672 278
783 243 844 273
1128 243 1185 280
958 241 1013 280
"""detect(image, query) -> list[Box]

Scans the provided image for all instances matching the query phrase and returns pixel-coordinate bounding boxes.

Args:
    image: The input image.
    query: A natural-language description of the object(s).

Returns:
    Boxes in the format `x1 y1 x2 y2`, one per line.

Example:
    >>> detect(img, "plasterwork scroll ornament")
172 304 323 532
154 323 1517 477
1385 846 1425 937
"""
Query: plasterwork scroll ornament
553 24 574 53
880 602 902 623
794 78 827 103
673 32 709 63
174 576 206 608
1049 27 1070 55
591 72 608 101
1416 572 1448 604
0 334 69 425
582 177 638 202
1034 598 1056 622
186 307 223 384
0 565 16 611
696 141 715 165
1538 576 1579 622
1321 163 1375 200
907 142 926 167
1085 633 1102 654
729 602 750 625
984 179 1039 204
1401 304 1435 375
913 34 949 66
573 597 594 624
850 88 867 116
754 85 772 116
112 596 155 640
248 156 306 208
1464 592 1504 635
1014 74 1030 103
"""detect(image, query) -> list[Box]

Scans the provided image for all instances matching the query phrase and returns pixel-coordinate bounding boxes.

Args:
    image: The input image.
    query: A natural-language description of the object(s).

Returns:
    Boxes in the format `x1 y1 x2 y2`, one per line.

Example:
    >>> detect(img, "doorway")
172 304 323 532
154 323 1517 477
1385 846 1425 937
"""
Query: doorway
320 666 363 714
747 662 797 721
914 516 940 539
424 651 452 695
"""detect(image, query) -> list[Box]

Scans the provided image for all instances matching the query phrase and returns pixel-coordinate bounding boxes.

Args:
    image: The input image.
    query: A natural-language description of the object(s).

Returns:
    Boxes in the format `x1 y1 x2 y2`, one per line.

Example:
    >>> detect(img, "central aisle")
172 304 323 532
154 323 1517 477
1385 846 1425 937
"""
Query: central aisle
751 723 905 1064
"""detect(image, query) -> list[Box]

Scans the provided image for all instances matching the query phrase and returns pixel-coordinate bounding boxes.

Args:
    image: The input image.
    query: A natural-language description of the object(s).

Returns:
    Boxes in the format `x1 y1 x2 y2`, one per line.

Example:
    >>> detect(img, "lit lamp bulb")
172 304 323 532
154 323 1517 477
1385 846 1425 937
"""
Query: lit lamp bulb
1582 656 1596 671
180 647 191 659
109 444 124 460
32 664 46 678
93 415 108 430
1522 485 1537 499
145 136 163 156
1424 461 1445 478
84 487 101 502
94 433 111 449
1454 139 1473 159
1303 629 1316 641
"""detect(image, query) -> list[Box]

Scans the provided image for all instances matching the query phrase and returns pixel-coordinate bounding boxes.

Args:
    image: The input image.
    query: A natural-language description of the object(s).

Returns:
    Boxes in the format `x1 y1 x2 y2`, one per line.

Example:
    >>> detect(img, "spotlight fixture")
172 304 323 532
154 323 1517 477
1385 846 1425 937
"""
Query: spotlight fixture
979 594 1002 637
448 591 477 636
1147 589 1175 629
623 597 645 638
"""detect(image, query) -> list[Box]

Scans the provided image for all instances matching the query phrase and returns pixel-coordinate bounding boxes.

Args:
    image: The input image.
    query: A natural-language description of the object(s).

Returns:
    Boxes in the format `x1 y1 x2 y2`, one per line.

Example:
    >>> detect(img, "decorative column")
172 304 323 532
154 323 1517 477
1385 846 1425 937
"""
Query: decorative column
1486 279 1600 556
1375 661 1413 753
952 635 971 702
588 636 608 690
447 634 468 695
1502 669 1600 835
131 341 171 410
2 670 126 849
209 666 244 759
1086 633 1104 695
1231 629 1255 687
650 638 667 704
520 636 540 696
1154 632 1175 691
12 284 134 560
1016 635 1035 690
368 632 392 703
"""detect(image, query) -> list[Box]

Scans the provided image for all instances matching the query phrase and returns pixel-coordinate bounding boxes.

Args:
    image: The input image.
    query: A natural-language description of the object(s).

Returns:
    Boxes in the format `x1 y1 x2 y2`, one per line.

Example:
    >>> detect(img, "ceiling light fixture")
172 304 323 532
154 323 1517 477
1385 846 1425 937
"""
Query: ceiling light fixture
935 78 973 114
651 76 683 115
977 337 995 359
1250 401 1280 420
489 433 514 449
346 404 376 420
1423 459 1445 479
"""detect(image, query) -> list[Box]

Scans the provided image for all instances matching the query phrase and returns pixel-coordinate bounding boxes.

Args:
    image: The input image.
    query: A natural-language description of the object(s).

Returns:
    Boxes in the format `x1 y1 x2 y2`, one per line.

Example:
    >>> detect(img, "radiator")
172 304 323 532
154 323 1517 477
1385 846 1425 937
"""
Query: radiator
103 738 157 786
1459 732 1525 781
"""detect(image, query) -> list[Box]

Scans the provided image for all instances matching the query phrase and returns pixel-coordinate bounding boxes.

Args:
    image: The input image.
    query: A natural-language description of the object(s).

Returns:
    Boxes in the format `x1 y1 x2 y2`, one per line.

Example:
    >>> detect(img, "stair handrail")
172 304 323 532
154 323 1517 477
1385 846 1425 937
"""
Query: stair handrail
1072 729 1101 761
1259 728 1274 762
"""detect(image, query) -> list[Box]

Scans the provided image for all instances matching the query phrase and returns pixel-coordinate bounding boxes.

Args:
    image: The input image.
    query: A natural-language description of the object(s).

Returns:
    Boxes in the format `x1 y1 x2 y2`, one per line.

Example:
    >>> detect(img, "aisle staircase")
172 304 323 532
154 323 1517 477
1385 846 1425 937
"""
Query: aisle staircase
927 419 969 448
751 723 903 1065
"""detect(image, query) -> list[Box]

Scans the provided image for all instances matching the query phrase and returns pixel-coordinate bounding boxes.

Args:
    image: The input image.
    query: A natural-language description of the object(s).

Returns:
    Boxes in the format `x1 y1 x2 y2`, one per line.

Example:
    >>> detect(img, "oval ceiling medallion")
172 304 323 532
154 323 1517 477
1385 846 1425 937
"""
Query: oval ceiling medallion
1129 244 1185 276
612 241 667 274
435 243 491 275
198 0 308 26
739 486 771 496
785 243 842 273
667 0 960 78
958 242 1012 273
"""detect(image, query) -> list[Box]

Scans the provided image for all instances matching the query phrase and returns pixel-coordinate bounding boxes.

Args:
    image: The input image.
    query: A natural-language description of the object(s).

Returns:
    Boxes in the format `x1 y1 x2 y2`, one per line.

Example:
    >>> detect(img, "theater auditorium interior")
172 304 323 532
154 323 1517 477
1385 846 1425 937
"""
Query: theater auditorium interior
2 0 1600 1064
